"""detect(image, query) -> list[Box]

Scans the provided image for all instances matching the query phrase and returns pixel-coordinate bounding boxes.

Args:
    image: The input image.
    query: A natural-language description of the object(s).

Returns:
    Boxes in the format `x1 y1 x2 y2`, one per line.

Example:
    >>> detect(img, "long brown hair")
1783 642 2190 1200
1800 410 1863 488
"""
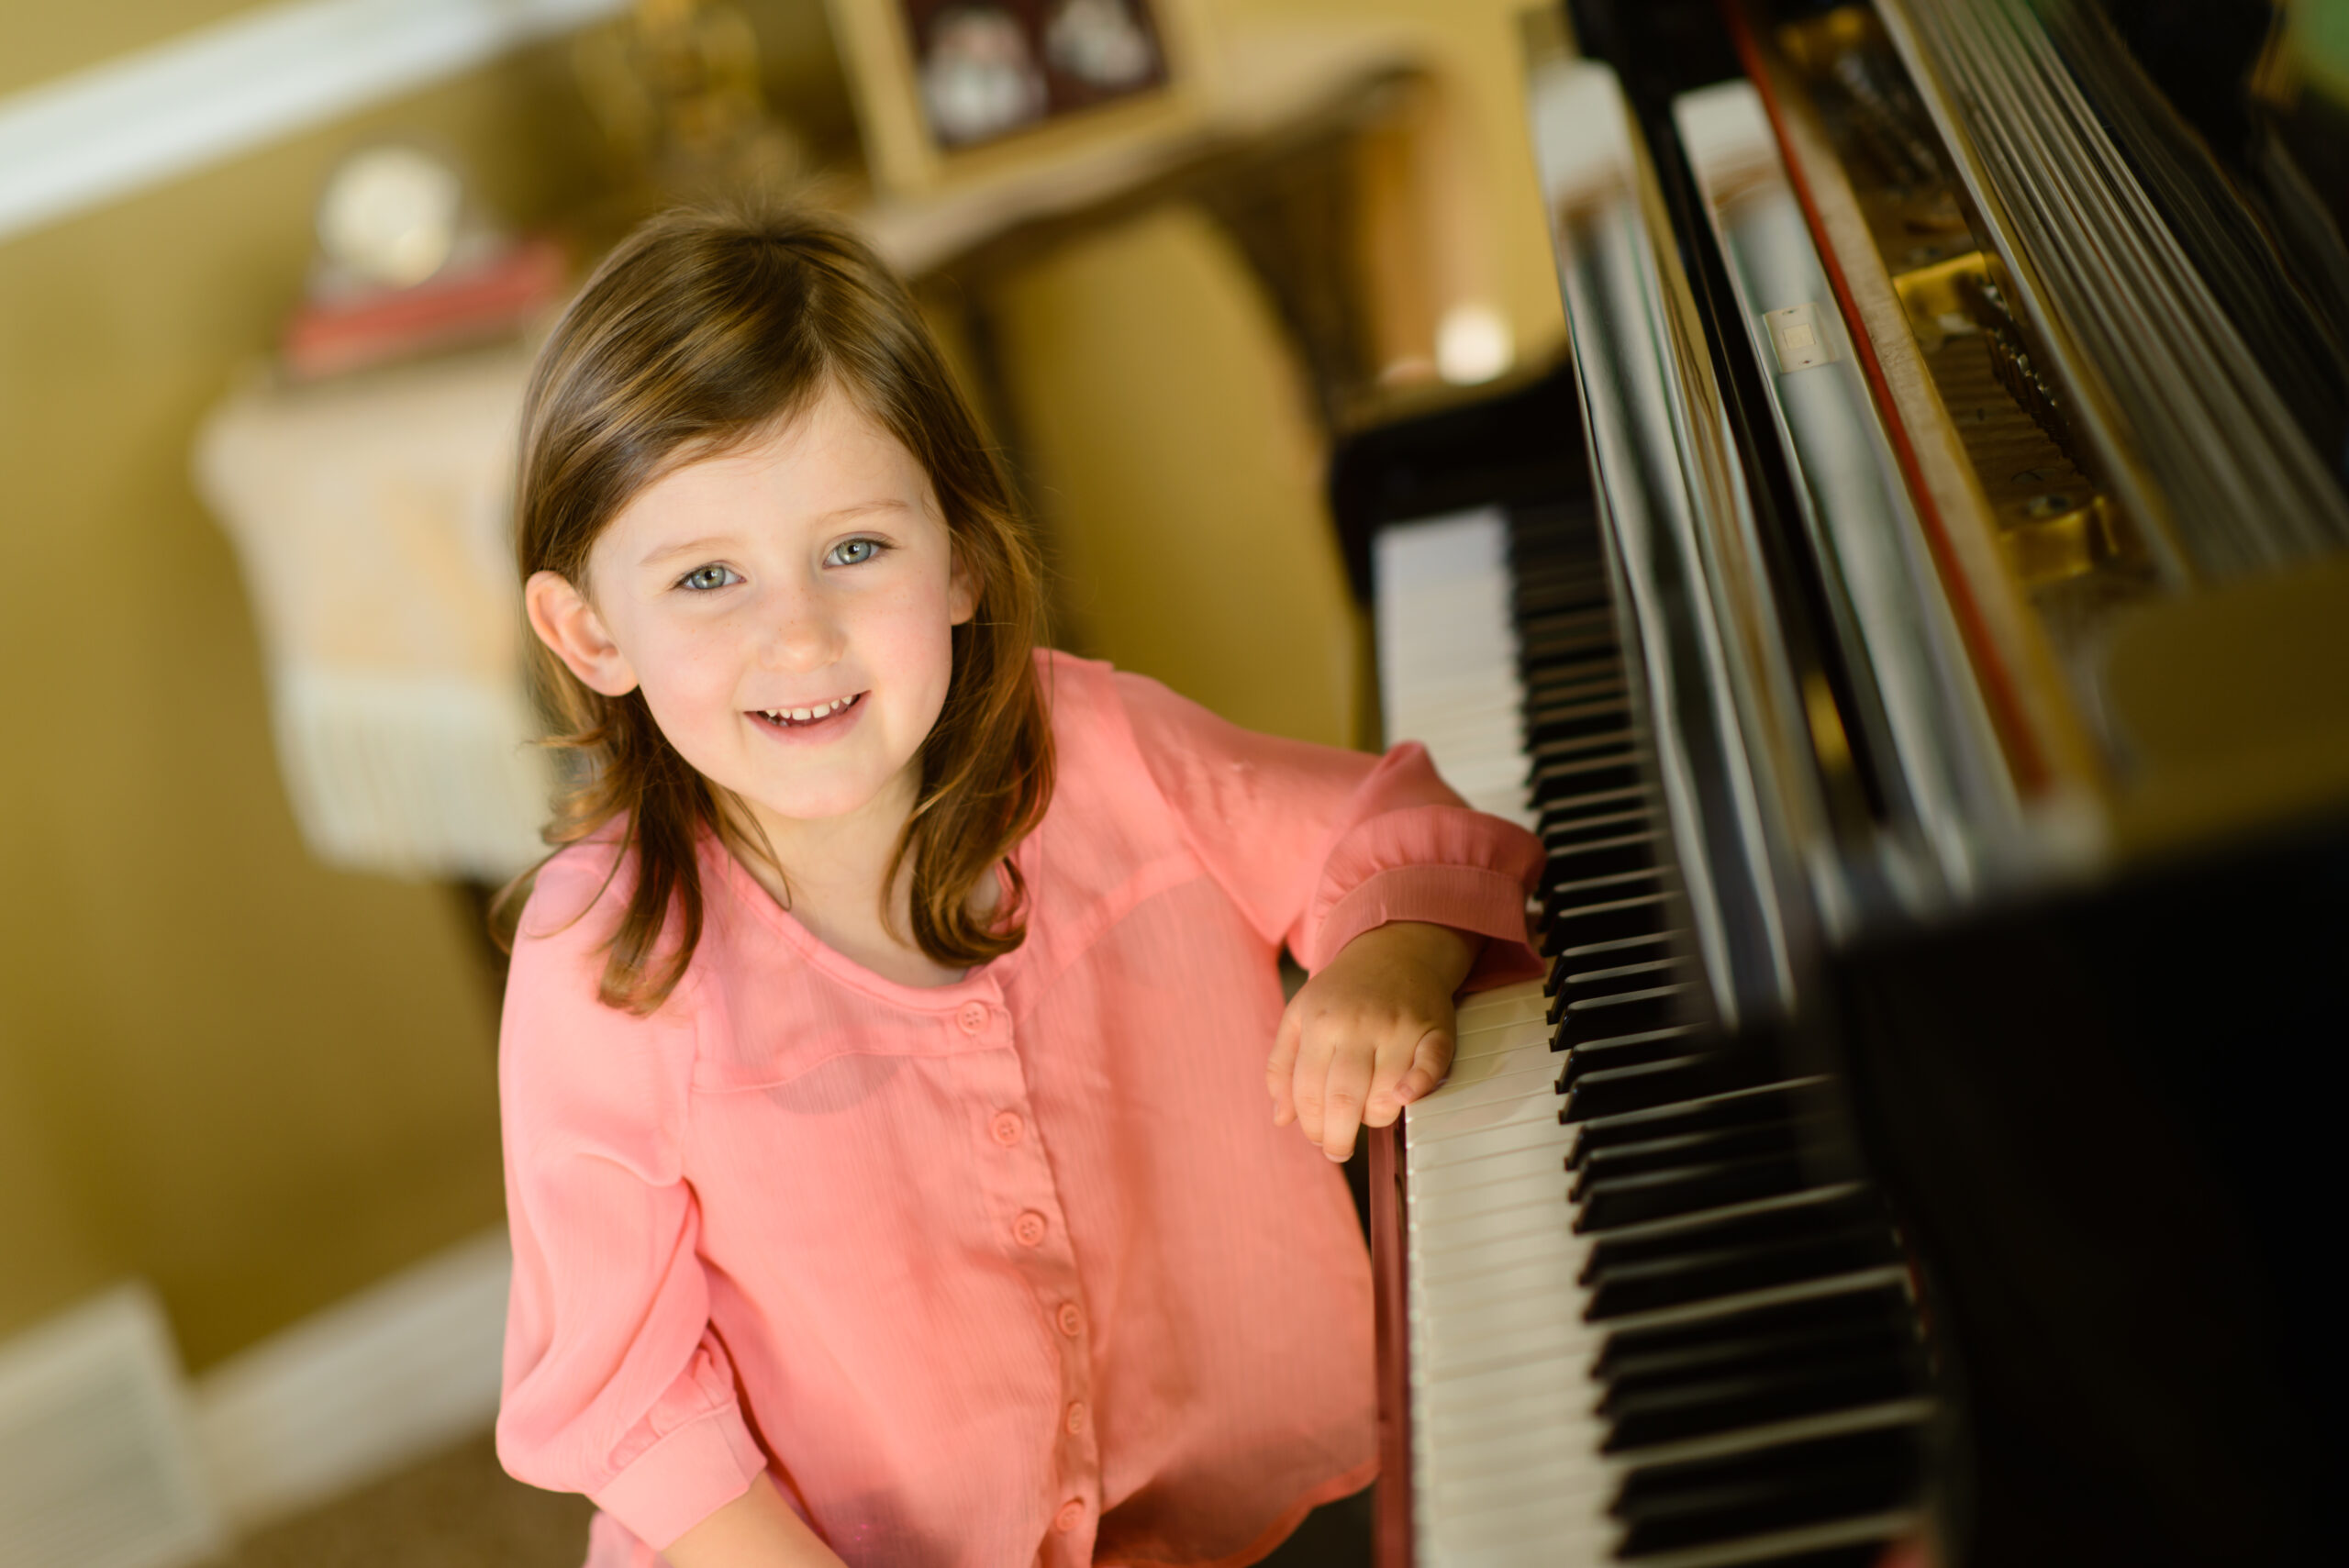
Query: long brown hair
504 203 1053 1012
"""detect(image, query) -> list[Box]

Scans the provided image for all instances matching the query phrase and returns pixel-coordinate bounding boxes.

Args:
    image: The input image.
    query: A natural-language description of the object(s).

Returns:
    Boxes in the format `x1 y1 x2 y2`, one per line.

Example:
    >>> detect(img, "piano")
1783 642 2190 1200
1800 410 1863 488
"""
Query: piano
1341 4 2348 1566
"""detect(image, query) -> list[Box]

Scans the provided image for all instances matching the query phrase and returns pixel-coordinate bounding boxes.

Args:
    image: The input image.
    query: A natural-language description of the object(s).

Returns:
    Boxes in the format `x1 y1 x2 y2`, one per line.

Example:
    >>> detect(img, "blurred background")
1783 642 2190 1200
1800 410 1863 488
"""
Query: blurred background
0 1 1569 1562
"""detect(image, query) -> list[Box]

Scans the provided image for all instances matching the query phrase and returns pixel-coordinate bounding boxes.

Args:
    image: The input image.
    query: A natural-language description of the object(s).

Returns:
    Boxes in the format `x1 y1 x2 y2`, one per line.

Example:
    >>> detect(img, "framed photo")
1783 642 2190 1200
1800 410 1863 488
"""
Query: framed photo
827 0 1215 195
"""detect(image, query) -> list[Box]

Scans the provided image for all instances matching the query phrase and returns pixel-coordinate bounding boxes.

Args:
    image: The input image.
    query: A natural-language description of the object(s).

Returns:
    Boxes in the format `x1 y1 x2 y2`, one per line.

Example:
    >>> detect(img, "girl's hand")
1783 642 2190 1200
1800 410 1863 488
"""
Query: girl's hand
663 1473 847 1568
1269 922 1484 1162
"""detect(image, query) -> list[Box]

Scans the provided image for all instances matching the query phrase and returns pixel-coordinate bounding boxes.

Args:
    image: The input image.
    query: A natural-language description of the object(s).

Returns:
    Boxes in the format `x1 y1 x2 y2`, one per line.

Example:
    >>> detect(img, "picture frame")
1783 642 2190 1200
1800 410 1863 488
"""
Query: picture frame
824 0 1218 196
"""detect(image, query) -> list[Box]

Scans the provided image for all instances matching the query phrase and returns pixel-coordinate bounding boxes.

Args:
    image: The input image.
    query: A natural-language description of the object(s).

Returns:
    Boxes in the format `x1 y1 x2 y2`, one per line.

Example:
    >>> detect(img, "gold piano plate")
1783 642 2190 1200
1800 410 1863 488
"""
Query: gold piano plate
1754 6 2349 854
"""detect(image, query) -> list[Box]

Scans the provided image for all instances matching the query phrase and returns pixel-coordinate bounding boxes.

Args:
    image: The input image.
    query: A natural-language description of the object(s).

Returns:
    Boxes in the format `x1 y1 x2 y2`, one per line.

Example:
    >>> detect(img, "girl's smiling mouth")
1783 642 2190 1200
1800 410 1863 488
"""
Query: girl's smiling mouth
750 692 865 731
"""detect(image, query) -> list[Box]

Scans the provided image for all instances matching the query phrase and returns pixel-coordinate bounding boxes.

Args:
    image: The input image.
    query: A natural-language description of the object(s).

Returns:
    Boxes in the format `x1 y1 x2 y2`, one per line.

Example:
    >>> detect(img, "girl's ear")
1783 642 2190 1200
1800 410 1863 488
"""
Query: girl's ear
947 548 980 628
526 569 640 696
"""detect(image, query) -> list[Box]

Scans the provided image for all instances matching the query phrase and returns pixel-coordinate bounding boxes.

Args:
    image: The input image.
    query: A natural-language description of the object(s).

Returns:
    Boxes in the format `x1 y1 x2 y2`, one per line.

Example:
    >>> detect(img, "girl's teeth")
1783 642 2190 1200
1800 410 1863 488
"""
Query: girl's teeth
763 695 854 724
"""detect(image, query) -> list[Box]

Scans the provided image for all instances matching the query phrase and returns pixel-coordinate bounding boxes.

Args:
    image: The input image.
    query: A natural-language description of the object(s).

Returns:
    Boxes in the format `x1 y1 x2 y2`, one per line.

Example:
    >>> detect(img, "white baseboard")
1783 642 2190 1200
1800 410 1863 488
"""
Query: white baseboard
188 1227 513 1531
0 0 625 245
0 1284 225 1568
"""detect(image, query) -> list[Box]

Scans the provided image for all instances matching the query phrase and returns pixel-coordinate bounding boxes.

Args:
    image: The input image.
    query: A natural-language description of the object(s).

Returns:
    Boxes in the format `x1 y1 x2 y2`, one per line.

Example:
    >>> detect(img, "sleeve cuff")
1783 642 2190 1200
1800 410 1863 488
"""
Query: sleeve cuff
1306 864 1542 979
590 1406 768 1551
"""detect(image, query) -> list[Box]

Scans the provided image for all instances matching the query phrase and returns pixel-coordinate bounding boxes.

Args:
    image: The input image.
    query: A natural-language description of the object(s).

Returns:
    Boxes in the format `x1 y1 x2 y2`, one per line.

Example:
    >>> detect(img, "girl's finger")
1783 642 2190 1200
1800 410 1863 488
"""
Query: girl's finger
1319 1034 1377 1162
1359 1021 1420 1129
1266 996 1304 1127
1389 1027 1457 1111
1290 1013 1341 1148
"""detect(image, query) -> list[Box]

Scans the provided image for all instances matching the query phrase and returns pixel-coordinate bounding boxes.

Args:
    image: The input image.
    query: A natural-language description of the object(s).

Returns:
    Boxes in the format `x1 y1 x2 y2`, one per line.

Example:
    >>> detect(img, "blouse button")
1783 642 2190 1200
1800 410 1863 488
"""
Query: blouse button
990 1110 1024 1147
1054 1499 1085 1532
1056 1303 1084 1337
956 1001 988 1034
1013 1210 1048 1247
1065 1400 1087 1435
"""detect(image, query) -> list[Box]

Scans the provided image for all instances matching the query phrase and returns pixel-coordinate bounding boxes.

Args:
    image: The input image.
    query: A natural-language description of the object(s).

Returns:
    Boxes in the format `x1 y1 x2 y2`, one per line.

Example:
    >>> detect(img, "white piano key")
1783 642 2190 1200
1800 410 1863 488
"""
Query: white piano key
1408 1139 1577 1198
1406 1094 1566 1146
1451 1021 1554 1064
1407 1115 1570 1173
1408 1169 1571 1225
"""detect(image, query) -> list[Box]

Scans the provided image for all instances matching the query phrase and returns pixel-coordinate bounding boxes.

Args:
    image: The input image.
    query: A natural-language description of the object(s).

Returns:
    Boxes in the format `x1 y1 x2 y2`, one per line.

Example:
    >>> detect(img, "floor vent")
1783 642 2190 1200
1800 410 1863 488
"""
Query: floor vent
0 1284 223 1568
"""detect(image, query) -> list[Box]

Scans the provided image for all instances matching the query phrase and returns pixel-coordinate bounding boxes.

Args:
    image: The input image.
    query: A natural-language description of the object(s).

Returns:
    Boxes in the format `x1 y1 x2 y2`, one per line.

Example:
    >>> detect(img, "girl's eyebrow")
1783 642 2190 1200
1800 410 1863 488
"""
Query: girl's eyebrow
816 498 915 524
636 500 915 568
640 535 737 567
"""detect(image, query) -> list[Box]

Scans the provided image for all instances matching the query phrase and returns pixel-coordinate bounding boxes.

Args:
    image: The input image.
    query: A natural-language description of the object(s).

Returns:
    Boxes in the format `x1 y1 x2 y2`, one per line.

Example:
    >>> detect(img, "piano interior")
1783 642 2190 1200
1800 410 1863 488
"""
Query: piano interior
1342 3 2344 1565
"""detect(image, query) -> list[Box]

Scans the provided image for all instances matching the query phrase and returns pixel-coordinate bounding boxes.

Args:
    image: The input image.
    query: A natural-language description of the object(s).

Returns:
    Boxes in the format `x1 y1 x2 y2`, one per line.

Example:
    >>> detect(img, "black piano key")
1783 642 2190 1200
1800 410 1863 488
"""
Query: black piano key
1542 889 1678 957
1542 807 1661 858
1542 784 1656 825
1594 1281 1916 1382
1540 828 1664 889
1527 714 1637 761
1600 1316 1916 1412
1612 1426 1923 1558
1518 603 1616 643
1518 627 1619 665
1543 864 1667 918
1553 981 1694 1038
1604 1356 1917 1454
1556 1025 1706 1084
1562 1050 1778 1121
1583 1185 1881 1273
1528 727 1641 770
1524 673 1627 713
1585 1224 1900 1321
1555 951 1688 998
1538 777 1653 819
1672 1549 1889 1568
1523 651 1623 692
1574 1151 1811 1232
1568 1081 1821 1167
1551 966 1693 1029
1573 1115 1809 1191
1514 577 1608 612
1531 757 1644 808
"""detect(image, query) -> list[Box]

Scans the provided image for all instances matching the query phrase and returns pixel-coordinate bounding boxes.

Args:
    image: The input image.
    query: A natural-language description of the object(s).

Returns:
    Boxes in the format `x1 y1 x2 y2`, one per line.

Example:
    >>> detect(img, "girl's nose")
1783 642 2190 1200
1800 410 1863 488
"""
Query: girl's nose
760 588 846 671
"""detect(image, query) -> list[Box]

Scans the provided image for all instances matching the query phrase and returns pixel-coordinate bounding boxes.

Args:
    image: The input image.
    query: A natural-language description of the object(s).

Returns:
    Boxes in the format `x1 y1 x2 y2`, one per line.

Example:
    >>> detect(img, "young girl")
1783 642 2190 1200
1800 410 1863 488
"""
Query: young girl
495 204 1544 1568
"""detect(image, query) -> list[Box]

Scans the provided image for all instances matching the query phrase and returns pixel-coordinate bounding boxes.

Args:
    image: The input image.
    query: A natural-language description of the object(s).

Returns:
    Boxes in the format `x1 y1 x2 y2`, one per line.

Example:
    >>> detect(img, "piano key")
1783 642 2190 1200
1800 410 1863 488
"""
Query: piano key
1598 1318 1915 1416
1612 1423 1925 1554
1575 1151 1814 1232
1572 1118 1816 1192
1557 1028 1709 1084
1555 984 1698 1038
1562 1051 1782 1121
1569 1081 1829 1166
1593 1277 1915 1381
1543 891 1683 957
1601 1356 1917 1453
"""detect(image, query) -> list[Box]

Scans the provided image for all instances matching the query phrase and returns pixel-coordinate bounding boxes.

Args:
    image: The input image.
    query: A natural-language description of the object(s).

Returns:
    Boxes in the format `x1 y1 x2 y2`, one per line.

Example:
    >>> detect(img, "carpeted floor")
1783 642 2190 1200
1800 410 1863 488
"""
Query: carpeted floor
216 1434 592 1568
208 1432 1373 1566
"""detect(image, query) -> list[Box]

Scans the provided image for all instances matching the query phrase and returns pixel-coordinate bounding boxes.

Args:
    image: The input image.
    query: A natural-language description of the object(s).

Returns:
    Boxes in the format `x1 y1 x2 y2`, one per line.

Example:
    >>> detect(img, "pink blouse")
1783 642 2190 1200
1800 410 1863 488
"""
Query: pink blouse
495 651 1543 1568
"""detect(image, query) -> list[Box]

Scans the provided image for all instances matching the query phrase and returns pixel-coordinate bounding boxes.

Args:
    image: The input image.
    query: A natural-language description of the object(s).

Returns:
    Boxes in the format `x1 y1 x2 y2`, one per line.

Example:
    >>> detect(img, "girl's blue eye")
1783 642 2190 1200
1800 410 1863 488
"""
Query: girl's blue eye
680 564 740 592
828 538 883 567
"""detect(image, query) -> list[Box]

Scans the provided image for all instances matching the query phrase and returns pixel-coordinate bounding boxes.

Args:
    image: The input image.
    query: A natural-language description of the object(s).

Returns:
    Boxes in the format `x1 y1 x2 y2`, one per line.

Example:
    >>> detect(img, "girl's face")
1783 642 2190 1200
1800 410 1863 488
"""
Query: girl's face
527 384 975 839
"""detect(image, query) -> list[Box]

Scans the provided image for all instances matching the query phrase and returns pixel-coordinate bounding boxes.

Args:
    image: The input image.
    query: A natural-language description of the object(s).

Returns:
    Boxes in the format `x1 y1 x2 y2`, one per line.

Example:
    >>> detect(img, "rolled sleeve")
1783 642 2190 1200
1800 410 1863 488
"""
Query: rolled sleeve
592 1397 769 1549
1108 665 1544 981
1298 788 1545 981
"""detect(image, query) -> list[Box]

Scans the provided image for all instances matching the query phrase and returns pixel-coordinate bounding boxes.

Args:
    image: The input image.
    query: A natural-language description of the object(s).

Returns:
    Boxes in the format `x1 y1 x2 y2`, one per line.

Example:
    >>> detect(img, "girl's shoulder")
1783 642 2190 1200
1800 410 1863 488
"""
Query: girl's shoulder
1032 648 1163 804
511 828 635 951
504 826 709 1028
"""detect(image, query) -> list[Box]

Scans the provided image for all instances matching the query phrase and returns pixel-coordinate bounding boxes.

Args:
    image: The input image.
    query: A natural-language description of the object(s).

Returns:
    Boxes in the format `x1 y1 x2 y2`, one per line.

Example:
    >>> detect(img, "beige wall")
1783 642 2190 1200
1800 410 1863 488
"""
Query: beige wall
0 0 1560 1373
0 21 627 1371
989 204 1364 747
1226 0 1566 366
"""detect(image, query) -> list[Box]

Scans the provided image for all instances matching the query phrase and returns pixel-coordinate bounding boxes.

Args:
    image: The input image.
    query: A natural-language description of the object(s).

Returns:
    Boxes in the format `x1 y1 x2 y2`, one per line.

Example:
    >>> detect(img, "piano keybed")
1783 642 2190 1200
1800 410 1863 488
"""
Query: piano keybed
1375 504 1931 1568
